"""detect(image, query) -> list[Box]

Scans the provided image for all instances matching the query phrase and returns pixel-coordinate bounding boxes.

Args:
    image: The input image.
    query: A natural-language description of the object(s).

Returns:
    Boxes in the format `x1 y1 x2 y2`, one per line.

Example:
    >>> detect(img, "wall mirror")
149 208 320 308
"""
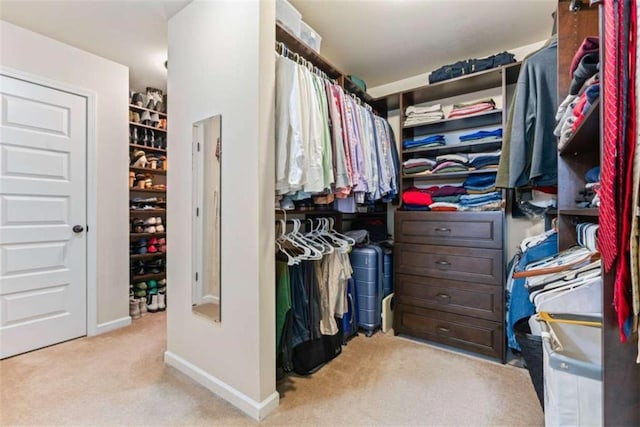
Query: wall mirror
192 115 221 322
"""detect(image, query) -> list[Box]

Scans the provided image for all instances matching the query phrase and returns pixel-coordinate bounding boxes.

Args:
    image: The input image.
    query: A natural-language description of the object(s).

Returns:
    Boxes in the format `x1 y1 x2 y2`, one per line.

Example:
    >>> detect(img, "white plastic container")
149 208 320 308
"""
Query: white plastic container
539 315 602 427
300 21 322 53
276 0 302 37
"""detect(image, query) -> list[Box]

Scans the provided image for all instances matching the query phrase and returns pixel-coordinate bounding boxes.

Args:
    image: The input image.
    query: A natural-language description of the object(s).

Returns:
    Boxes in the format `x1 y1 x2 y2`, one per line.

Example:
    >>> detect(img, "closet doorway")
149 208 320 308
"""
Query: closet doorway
0 73 89 358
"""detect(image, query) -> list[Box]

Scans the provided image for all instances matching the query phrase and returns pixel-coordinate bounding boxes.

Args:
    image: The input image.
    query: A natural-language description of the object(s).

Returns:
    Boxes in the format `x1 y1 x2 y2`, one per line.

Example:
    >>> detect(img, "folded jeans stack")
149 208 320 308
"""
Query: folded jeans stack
459 191 503 211
463 172 497 194
468 150 502 170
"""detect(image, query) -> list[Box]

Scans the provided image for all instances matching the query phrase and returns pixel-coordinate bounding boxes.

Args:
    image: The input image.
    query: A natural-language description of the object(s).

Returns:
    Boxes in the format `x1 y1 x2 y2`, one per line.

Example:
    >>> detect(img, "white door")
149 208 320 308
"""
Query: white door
0 75 87 359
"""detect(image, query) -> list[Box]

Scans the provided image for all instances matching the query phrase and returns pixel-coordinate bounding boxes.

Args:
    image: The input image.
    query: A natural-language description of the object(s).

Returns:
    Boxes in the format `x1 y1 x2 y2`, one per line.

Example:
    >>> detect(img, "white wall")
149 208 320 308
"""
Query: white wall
0 20 130 329
165 0 277 420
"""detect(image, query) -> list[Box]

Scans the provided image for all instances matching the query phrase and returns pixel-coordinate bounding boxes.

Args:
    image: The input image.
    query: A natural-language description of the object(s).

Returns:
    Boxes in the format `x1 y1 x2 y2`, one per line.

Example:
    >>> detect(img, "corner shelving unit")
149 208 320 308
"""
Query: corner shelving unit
129 95 168 311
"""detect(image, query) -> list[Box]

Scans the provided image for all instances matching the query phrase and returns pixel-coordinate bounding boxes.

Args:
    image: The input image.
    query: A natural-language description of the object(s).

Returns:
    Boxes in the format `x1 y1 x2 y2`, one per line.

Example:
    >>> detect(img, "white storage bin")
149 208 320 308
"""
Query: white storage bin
276 0 302 37
538 314 602 427
300 21 322 53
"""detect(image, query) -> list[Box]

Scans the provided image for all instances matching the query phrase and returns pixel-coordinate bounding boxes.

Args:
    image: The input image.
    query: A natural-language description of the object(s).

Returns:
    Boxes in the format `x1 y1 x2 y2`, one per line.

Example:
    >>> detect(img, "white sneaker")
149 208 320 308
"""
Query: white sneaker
158 292 166 311
139 298 147 315
130 298 141 319
147 294 159 312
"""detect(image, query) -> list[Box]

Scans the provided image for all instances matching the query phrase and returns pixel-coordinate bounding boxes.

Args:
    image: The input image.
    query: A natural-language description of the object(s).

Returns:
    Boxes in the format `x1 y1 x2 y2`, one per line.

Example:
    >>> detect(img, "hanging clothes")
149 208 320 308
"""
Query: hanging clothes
275 50 399 203
496 37 557 188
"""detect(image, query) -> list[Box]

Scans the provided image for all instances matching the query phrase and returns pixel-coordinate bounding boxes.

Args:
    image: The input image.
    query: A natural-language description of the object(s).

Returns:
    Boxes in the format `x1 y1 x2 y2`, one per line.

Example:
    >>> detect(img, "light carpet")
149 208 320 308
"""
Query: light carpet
0 312 543 426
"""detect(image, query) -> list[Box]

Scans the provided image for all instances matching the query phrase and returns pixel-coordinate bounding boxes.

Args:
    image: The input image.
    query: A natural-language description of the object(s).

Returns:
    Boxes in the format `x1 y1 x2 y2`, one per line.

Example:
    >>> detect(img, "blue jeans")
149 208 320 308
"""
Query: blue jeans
507 232 558 351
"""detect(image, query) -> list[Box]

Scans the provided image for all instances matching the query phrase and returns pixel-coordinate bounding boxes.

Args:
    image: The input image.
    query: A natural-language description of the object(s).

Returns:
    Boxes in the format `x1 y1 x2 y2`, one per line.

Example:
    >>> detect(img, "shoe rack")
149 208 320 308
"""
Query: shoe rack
129 88 168 318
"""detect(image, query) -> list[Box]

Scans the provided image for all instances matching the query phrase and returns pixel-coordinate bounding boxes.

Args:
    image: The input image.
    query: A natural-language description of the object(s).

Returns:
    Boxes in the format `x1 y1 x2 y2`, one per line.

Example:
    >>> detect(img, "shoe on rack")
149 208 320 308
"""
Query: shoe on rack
133 288 146 298
131 128 139 144
131 111 141 123
150 113 160 128
147 245 158 254
146 97 156 111
143 225 156 234
132 151 148 168
129 172 135 188
133 281 148 291
158 278 167 287
147 279 158 290
157 238 166 245
139 297 147 315
158 292 166 311
155 224 165 233
147 156 158 170
143 217 157 226
132 92 144 107
130 297 141 319
141 111 152 126
147 294 159 313
136 246 148 255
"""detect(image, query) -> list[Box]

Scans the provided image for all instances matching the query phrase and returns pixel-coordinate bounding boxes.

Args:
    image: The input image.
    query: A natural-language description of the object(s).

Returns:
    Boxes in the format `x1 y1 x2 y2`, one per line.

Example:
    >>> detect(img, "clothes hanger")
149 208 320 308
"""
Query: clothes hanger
326 217 356 246
513 251 600 279
304 218 334 255
290 219 323 259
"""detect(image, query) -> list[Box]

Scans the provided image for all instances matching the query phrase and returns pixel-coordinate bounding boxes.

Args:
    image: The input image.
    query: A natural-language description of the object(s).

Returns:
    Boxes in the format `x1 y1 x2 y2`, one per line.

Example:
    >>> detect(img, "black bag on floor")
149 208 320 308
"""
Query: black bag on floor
291 328 342 375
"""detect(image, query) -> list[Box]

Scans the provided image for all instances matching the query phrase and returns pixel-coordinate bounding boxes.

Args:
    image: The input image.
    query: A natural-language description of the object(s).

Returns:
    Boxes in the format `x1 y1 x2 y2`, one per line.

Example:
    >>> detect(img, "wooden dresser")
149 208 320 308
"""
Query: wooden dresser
393 211 505 361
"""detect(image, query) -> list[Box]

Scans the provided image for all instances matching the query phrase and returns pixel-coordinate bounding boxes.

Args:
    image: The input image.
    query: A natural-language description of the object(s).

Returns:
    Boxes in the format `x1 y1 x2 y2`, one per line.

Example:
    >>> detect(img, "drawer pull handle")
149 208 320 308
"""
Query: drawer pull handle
436 293 451 303
435 261 451 266
434 227 451 232
437 326 451 334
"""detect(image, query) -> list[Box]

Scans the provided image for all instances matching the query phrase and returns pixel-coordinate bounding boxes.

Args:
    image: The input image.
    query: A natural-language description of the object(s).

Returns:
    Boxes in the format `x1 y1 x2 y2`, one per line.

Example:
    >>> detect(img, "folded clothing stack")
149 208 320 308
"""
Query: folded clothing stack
403 158 437 175
448 98 496 119
463 172 497 194
402 187 435 211
459 191 504 211
459 128 503 144
468 150 501 170
402 184 470 211
404 104 445 126
555 37 600 150
431 153 469 174
576 166 600 208
403 134 446 150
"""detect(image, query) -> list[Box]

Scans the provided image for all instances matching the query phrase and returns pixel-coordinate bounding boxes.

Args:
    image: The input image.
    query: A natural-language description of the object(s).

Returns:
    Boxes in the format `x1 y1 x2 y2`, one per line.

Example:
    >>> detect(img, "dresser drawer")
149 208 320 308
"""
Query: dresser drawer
395 273 503 321
394 211 503 248
395 243 503 285
394 303 504 360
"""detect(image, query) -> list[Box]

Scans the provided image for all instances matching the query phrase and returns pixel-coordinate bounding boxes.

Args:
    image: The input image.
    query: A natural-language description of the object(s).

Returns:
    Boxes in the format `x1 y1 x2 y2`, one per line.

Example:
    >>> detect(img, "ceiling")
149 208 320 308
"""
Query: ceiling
0 0 191 92
0 0 556 92
291 0 557 88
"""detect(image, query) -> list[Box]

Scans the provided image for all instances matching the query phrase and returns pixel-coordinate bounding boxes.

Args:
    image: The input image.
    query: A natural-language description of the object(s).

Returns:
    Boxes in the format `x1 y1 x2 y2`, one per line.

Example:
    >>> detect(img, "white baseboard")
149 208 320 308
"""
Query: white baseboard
201 294 219 304
164 351 279 420
92 316 132 336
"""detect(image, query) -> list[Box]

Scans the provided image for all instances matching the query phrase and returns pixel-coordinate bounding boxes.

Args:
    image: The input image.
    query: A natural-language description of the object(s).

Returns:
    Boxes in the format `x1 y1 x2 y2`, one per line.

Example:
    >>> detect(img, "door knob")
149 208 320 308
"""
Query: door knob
73 225 85 233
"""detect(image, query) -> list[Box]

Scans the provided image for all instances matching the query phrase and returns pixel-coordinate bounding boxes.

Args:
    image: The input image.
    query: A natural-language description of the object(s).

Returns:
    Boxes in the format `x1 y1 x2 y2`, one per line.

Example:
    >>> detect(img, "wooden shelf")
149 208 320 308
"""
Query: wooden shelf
130 167 166 175
130 209 166 215
130 232 166 239
129 104 167 117
130 253 166 261
558 100 600 156
129 187 166 193
402 168 497 180
403 140 502 156
129 122 167 133
380 62 521 110
131 272 166 281
275 208 341 215
559 208 599 217
129 144 167 153
403 109 503 130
